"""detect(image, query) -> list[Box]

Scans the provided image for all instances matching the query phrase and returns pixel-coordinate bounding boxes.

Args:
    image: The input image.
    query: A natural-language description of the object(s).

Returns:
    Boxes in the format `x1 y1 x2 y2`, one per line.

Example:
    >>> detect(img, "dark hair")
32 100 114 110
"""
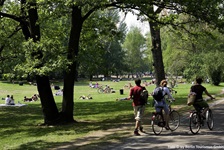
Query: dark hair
196 77 203 84
135 79 141 86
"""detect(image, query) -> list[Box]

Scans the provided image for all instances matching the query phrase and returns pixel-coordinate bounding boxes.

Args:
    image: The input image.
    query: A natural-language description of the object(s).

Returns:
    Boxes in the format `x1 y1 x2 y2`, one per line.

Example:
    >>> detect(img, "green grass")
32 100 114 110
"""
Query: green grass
0 79 223 149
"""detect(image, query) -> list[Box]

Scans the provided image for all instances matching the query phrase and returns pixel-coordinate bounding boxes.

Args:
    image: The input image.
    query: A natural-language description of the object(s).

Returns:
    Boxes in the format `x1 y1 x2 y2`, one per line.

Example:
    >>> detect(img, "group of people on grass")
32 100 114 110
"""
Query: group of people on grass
3 94 39 105
24 94 39 102
89 82 99 88
118 77 214 136
5 95 15 105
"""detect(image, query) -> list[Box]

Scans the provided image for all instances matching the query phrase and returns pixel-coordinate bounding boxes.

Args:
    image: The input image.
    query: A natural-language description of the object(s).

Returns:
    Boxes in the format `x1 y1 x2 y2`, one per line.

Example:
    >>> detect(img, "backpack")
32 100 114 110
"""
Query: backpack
152 87 164 101
139 89 149 105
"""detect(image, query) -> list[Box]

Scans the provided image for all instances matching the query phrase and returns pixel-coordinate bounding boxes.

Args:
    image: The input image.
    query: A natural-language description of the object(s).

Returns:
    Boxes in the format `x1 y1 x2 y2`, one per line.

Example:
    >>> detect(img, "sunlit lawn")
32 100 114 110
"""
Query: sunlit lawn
0 79 223 149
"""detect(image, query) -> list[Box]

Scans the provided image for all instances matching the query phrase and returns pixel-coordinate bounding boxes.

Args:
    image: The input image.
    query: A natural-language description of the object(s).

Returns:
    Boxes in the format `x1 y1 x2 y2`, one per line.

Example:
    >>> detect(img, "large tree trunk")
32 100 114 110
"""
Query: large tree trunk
60 6 83 123
149 21 165 86
36 75 60 125
24 1 60 124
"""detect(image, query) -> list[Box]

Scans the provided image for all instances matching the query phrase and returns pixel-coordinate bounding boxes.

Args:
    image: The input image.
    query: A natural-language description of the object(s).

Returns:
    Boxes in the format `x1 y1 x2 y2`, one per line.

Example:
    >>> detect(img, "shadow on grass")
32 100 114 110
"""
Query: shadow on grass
0 101 134 149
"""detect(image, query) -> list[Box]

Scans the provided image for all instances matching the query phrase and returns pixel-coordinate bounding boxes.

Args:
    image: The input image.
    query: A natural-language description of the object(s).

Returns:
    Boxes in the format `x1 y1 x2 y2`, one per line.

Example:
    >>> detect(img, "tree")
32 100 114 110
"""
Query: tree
122 26 149 77
78 9 127 79
0 0 130 124
1 0 224 125
126 0 224 85
161 19 224 83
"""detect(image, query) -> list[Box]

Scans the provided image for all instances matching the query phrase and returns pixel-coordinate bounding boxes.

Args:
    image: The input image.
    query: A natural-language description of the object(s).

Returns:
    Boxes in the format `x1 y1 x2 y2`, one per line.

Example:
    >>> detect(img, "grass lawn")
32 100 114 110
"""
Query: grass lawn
0 79 224 150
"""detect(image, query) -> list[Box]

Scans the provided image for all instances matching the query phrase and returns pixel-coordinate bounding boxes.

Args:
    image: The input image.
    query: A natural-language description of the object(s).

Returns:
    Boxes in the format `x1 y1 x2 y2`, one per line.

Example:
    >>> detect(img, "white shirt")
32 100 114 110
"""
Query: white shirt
162 87 175 101
5 97 11 105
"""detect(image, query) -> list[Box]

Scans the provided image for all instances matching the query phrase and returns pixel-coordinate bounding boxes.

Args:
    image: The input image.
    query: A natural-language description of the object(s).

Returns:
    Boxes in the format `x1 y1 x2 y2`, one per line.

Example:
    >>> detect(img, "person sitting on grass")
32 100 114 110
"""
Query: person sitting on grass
10 95 15 105
5 95 15 105
32 94 39 101
55 89 63 96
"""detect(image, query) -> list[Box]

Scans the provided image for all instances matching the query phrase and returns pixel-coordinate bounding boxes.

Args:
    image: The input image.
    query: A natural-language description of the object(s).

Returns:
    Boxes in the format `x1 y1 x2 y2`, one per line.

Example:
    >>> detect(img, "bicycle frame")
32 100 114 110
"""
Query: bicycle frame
189 107 214 134
151 99 180 135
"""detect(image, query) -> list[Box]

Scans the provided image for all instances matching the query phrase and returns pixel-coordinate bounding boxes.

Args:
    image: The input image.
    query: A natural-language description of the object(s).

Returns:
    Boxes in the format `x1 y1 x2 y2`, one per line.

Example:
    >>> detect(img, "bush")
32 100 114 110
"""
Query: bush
210 70 222 85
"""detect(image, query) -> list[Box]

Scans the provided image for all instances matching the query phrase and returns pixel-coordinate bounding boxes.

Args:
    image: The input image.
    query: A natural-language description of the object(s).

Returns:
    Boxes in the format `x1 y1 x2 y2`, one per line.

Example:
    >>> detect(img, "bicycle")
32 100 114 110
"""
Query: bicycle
189 107 214 134
151 98 180 135
168 87 177 95
97 85 112 94
123 83 133 90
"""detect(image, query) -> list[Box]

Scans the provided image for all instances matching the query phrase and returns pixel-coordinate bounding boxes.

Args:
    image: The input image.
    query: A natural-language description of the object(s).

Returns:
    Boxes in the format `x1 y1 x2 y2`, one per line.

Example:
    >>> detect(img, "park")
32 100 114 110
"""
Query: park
1 0 224 149
0 79 224 149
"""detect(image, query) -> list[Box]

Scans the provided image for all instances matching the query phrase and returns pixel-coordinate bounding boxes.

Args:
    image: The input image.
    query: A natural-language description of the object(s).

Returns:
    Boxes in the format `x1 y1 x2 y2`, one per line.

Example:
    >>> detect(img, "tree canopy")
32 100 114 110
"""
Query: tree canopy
0 0 224 124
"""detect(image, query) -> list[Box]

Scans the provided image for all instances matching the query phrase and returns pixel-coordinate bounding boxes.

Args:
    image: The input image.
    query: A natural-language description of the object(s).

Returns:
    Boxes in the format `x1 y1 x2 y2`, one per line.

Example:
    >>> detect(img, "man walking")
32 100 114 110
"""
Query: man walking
128 79 147 136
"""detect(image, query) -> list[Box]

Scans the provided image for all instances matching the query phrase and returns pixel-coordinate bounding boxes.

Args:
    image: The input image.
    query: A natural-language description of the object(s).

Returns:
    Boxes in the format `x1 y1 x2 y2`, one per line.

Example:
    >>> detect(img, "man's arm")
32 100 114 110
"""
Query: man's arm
205 90 215 99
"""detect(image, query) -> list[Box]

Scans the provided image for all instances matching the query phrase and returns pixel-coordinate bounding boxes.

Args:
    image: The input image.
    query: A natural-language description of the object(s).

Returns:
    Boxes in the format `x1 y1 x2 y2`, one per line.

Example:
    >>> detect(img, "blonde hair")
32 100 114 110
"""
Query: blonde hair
160 79 167 86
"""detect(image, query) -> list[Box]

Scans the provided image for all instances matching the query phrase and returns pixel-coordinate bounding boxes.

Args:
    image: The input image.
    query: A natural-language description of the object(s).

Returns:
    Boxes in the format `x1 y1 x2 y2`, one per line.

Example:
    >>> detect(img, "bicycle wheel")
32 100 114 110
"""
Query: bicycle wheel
97 88 104 94
151 113 163 135
206 109 214 130
169 110 180 131
189 112 201 134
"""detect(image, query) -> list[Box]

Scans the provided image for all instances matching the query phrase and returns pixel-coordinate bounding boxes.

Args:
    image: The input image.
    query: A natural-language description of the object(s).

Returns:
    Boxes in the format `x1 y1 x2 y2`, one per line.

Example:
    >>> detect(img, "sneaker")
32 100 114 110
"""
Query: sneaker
139 126 144 132
134 130 140 136
201 120 204 126
164 126 170 130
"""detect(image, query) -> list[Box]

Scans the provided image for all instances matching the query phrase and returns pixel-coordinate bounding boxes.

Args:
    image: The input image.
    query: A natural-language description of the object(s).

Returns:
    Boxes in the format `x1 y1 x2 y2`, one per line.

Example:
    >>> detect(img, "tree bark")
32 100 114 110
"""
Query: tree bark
60 6 83 123
22 1 60 125
36 75 60 125
149 21 165 86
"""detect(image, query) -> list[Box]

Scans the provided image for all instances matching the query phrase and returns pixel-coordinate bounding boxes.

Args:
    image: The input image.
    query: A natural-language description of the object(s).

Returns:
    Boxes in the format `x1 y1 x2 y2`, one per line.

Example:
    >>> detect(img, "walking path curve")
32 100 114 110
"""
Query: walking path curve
53 99 224 150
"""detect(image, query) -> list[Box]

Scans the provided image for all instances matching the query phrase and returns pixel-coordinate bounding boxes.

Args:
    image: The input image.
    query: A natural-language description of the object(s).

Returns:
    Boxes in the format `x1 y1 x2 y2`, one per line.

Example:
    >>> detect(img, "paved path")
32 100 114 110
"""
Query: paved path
101 99 224 150
53 99 224 150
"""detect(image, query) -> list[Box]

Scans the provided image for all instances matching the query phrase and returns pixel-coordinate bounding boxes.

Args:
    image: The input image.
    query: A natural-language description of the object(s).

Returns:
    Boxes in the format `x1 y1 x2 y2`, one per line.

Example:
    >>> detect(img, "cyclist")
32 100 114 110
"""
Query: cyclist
153 79 175 130
190 77 215 119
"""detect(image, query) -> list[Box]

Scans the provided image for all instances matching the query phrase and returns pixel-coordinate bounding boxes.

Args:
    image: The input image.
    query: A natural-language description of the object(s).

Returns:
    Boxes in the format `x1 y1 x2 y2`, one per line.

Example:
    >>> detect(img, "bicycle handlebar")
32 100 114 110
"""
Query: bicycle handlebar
165 98 175 103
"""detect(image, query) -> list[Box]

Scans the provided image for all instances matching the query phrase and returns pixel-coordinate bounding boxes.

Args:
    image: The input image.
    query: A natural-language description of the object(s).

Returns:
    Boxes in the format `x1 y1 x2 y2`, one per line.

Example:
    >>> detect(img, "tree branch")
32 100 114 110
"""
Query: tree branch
0 12 23 23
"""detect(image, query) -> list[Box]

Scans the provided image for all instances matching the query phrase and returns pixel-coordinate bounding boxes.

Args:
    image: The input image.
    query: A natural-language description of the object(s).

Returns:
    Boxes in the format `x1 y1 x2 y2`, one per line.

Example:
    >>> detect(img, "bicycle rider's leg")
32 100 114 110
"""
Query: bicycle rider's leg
163 102 170 128
154 100 162 114
193 102 206 121
155 100 169 128
199 101 209 117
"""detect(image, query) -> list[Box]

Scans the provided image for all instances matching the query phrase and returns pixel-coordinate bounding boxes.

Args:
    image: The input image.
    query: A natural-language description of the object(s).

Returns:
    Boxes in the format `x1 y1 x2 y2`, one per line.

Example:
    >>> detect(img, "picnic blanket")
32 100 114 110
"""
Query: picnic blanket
0 104 27 107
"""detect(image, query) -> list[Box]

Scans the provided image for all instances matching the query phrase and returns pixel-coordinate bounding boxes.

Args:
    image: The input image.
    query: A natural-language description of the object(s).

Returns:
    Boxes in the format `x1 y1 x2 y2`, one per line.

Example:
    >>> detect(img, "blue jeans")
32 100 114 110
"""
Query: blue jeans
154 100 169 114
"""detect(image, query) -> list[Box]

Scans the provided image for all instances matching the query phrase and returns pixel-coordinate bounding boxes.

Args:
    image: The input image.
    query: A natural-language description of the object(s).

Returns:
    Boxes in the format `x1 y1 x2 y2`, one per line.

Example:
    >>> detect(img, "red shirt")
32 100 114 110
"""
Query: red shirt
129 85 145 106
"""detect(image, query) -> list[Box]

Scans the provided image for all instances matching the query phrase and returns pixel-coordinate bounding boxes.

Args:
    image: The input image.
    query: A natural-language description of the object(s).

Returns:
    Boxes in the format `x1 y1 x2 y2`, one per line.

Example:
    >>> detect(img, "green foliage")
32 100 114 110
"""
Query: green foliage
123 27 150 74
13 38 68 77
1 0 224 80
161 27 188 76
202 51 224 85
78 9 127 78
183 54 205 82
161 21 224 83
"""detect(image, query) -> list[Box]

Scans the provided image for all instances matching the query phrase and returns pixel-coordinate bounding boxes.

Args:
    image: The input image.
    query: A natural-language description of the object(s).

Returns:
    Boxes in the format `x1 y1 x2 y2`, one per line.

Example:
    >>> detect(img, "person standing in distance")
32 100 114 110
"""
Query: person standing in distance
127 78 147 136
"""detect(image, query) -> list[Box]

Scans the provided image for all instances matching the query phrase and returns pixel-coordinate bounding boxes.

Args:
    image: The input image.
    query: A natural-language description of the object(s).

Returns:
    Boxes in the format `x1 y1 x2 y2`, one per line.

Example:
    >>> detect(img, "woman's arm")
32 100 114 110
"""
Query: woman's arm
164 87 175 101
